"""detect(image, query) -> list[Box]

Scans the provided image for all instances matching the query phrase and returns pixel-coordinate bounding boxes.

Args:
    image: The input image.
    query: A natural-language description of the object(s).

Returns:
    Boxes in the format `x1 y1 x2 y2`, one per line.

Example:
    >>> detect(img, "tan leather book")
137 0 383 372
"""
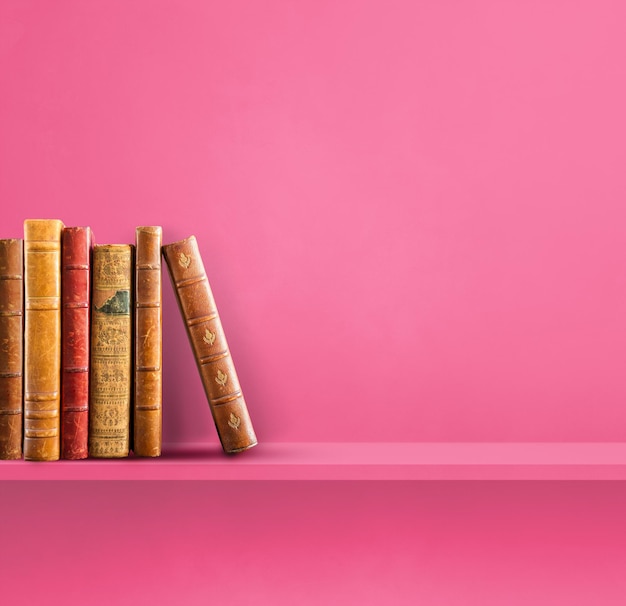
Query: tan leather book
89 244 133 458
134 226 162 456
0 239 23 460
24 219 64 461
163 235 257 453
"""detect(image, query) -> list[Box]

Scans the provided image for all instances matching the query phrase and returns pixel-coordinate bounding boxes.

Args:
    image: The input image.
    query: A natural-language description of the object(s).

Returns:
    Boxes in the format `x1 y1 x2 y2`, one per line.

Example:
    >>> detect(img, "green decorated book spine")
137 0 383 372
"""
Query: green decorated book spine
89 244 133 458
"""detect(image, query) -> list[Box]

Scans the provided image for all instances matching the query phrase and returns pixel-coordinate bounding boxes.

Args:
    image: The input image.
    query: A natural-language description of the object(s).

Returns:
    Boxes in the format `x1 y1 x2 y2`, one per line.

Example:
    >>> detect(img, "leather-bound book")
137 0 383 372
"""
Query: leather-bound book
163 236 257 453
89 244 133 458
24 219 64 461
61 227 93 459
0 239 23 460
134 226 162 457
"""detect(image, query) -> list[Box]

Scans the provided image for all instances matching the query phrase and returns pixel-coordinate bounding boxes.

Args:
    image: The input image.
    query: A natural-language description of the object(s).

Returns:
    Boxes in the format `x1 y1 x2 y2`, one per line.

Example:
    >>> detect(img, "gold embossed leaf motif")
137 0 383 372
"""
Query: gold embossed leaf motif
178 252 191 269
203 329 216 346
228 413 241 430
215 369 228 386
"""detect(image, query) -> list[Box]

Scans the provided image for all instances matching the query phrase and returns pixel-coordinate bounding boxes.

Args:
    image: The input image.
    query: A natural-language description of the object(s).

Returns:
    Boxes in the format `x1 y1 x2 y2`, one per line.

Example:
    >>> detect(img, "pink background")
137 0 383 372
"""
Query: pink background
3 0 626 445
0 481 625 605
2 2 626 603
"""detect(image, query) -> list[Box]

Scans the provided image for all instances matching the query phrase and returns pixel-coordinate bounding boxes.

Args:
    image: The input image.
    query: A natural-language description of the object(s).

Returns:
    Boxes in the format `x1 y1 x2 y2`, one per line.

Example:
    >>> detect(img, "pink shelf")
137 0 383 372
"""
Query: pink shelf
2 442 626 480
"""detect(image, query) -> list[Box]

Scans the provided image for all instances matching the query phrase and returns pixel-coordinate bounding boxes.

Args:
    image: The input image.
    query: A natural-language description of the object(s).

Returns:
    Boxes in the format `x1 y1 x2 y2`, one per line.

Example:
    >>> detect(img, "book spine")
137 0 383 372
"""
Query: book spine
24 219 64 461
162 236 257 453
89 245 133 458
61 227 92 459
0 239 24 460
134 226 162 456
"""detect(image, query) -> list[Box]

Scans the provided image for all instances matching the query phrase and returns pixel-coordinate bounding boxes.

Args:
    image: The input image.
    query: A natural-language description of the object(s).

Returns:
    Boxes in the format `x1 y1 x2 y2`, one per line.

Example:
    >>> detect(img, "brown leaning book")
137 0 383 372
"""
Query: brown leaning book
24 219 64 461
0 239 24 460
61 227 93 459
134 226 162 456
163 235 257 453
89 244 133 458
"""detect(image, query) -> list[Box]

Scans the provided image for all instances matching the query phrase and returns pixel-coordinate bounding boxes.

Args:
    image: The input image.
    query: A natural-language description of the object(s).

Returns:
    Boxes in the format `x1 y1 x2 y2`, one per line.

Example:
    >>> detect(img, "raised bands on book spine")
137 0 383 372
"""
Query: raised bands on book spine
23 219 64 461
133 226 162 457
61 227 92 459
162 235 257 454
0 239 24 460
88 245 133 458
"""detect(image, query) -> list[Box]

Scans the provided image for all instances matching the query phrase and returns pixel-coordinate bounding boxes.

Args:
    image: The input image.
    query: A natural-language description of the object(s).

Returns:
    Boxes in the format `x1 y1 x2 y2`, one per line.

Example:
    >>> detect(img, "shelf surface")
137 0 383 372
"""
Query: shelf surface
3 442 626 480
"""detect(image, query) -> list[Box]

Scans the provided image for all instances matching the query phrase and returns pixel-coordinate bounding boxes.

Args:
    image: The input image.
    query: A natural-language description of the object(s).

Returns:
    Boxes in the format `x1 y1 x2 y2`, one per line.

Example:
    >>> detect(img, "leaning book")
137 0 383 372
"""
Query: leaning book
163 235 257 454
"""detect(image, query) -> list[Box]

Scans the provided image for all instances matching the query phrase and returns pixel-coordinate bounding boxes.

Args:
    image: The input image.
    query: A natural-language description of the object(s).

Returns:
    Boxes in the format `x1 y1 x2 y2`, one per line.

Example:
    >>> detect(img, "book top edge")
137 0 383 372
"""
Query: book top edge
162 235 196 250
24 220 64 241
24 219 65 225
63 226 93 233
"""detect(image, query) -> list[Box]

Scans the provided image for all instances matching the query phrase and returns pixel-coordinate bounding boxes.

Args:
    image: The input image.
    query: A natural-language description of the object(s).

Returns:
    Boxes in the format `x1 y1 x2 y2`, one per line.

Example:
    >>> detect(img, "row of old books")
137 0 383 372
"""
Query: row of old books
0 219 257 461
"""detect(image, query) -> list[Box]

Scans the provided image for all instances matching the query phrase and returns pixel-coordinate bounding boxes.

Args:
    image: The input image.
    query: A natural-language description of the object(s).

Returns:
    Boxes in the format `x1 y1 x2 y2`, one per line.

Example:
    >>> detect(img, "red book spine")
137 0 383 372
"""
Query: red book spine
61 227 93 459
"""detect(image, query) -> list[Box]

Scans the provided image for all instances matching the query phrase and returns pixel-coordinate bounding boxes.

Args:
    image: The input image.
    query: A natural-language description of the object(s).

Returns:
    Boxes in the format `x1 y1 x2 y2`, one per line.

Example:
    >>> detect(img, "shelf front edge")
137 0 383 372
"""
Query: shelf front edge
3 443 626 480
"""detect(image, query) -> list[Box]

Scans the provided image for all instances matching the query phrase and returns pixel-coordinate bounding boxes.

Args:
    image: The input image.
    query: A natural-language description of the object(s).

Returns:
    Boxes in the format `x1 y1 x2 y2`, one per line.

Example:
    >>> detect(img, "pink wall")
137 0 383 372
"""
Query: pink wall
2 0 626 444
